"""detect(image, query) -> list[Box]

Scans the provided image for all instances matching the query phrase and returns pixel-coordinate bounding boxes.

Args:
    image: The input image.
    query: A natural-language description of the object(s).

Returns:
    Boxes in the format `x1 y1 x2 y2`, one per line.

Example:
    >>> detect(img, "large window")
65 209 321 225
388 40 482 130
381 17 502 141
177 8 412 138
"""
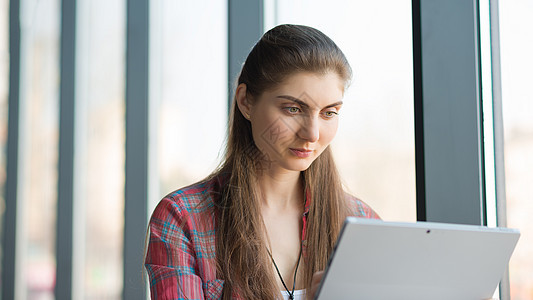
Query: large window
18 0 61 298
1 1 529 299
76 0 126 298
269 0 415 221
499 1 533 298
150 0 228 208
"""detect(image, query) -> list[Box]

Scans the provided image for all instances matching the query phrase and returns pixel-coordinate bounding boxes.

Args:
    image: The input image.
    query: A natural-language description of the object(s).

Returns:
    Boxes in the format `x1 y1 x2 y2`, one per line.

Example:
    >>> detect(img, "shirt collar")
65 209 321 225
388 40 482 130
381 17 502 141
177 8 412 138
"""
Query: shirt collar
303 188 311 216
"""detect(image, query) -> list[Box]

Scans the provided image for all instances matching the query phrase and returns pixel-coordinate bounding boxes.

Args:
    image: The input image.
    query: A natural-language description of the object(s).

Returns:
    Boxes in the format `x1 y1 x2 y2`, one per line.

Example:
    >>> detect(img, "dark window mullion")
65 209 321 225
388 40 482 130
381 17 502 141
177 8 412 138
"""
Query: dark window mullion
2 0 22 299
228 0 264 111
55 0 77 298
414 0 486 225
124 0 149 299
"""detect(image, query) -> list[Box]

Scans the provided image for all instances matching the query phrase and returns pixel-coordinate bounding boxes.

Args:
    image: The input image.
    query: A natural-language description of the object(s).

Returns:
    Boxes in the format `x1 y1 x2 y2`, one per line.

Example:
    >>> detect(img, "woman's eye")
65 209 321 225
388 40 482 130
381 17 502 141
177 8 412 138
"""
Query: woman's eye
324 111 339 118
285 107 301 114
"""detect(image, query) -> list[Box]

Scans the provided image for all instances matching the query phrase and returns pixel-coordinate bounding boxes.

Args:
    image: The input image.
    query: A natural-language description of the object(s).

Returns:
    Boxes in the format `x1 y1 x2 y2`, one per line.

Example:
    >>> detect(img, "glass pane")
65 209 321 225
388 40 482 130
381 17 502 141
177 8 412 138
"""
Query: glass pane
272 0 415 221
151 0 228 203
499 1 533 299
19 0 60 298
0 0 8 292
76 0 126 298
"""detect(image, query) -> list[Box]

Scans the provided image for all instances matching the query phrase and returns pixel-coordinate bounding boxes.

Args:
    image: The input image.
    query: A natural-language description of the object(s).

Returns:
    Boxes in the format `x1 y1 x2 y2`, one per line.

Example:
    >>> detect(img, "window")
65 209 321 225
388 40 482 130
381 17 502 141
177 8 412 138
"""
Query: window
150 0 228 206
76 0 126 298
499 1 533 298
2 1 525 299
18 0 61 298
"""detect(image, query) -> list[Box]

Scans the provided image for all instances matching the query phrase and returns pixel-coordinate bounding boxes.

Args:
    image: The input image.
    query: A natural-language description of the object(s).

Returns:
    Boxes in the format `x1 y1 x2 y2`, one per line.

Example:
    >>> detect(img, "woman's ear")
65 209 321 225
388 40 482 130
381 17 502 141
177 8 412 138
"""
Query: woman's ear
236 83 252 120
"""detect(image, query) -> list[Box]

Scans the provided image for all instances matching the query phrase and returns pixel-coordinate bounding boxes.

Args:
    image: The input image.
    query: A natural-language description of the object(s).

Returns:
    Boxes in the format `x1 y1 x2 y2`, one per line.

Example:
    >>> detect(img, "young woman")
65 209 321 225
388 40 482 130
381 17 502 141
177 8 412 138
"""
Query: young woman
144 24 379 300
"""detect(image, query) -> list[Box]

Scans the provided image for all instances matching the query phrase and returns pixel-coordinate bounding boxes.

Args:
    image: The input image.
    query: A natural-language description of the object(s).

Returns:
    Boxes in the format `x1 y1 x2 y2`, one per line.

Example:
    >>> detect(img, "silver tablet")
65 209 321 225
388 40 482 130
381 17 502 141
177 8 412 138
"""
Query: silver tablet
315 217 520 300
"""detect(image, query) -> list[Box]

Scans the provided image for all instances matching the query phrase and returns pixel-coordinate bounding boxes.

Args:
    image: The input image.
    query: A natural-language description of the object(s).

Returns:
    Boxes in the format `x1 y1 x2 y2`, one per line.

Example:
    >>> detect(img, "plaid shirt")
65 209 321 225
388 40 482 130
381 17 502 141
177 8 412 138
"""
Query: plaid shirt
145 174 380 299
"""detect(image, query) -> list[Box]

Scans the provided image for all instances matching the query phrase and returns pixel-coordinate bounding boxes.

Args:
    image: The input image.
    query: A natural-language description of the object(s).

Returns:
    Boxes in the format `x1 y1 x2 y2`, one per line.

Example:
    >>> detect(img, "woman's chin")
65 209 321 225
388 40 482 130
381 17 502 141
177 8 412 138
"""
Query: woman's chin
282 159 314 172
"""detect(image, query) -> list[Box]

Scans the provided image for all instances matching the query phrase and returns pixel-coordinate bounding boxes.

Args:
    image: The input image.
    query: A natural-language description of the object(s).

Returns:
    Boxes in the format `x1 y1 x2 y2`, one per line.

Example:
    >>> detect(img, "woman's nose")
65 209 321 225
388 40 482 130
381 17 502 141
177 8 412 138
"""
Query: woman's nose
297 115 319 143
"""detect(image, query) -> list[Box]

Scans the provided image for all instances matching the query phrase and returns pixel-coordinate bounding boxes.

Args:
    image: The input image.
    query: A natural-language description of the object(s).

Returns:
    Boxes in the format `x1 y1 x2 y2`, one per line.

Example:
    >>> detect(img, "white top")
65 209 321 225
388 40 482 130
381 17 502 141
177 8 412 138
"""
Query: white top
280 289 306 300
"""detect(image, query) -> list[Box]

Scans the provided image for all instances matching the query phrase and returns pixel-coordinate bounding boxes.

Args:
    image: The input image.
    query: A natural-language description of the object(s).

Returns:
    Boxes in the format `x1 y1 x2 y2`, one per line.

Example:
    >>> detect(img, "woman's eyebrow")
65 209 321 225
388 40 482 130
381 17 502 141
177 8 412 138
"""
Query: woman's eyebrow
276 95 343 109
276 95 310 108
323 101 344 109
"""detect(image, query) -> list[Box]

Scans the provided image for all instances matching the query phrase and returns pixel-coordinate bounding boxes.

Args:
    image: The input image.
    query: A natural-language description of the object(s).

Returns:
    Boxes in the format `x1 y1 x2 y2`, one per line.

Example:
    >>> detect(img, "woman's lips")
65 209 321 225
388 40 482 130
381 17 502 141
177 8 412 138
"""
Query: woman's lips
290 148 313 158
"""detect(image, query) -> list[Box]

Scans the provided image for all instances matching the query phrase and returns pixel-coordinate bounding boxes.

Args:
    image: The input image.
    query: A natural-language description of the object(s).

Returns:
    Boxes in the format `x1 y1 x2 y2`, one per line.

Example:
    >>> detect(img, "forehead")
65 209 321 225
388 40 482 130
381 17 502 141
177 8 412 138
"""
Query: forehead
264 72 345 106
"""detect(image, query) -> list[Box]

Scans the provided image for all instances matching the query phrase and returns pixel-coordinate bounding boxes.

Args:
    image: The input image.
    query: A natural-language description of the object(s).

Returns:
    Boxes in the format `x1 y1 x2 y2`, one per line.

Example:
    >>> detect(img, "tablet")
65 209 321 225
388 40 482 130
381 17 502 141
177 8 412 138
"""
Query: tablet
315 217 520 300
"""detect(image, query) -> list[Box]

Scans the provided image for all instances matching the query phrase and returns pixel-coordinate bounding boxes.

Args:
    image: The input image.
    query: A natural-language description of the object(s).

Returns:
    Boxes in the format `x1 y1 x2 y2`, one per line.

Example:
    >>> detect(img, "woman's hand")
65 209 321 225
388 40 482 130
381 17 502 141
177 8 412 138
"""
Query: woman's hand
307 270 324 300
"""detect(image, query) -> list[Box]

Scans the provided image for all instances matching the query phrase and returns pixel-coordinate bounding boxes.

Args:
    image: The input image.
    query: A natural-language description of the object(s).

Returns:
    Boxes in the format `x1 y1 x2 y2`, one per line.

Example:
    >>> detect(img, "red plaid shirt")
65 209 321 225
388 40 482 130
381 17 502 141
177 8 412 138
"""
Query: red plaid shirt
145 175 380 299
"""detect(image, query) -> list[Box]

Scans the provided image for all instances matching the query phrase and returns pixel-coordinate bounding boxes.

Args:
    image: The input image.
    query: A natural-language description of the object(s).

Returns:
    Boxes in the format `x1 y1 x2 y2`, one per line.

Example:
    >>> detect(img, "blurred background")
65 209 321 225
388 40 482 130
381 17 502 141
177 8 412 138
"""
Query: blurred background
0 0 531 299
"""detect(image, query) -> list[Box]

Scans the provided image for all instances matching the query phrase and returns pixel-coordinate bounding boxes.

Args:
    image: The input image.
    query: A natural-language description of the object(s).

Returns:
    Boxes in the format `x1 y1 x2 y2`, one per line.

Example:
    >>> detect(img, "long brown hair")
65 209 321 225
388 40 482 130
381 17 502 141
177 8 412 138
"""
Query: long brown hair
208 24 353 299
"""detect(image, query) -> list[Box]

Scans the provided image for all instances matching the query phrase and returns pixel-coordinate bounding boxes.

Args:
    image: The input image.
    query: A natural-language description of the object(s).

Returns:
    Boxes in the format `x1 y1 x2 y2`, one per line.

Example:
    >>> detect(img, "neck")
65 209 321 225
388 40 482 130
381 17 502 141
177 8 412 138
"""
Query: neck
257 168 303 211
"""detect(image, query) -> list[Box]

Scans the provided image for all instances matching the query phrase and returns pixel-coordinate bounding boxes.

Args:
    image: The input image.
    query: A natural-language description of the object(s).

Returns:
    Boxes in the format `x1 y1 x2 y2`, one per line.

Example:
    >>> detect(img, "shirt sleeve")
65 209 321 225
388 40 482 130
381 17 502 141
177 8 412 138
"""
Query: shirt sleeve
144 197 206 300
345 193 381 220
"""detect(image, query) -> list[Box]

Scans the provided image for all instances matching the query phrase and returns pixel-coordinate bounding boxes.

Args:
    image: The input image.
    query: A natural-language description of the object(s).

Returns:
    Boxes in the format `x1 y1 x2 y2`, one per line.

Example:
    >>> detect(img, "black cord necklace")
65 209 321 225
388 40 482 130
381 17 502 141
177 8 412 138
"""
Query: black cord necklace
266 244 303 300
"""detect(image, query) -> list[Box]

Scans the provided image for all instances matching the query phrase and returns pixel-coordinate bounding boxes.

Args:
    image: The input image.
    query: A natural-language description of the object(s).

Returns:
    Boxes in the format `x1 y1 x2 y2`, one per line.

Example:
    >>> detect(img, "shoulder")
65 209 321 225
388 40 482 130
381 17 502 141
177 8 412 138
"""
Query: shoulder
344 193 381 219
150 175 225 224
146 176 224 297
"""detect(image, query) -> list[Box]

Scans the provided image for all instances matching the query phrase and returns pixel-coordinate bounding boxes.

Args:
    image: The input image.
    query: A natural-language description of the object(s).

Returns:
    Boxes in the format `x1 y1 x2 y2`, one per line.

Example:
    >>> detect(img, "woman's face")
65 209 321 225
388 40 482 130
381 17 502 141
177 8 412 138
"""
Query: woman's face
244 72 345 173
